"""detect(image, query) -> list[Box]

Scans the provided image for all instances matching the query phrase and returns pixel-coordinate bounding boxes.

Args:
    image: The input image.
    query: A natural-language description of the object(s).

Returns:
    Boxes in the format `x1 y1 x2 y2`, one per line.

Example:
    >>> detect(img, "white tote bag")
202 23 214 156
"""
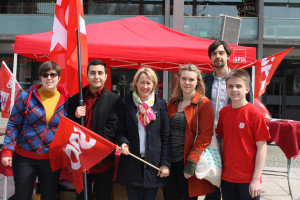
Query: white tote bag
194 134 222 187
193 104 222 187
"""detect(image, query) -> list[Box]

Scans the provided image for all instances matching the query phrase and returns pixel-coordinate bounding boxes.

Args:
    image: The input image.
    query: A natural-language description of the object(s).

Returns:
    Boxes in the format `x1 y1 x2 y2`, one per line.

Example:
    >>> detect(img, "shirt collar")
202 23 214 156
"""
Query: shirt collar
213 69 231 79
85 86 104 97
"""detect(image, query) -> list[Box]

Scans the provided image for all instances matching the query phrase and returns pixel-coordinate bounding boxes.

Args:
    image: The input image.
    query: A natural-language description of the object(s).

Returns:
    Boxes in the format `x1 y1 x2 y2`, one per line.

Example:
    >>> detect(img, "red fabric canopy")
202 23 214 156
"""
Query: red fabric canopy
14 16 256 72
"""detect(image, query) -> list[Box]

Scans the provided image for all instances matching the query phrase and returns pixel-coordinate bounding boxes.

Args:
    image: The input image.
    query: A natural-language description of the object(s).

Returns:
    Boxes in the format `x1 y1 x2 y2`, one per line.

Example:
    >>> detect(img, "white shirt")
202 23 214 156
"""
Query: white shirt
211 72 229 129
138 122 146 156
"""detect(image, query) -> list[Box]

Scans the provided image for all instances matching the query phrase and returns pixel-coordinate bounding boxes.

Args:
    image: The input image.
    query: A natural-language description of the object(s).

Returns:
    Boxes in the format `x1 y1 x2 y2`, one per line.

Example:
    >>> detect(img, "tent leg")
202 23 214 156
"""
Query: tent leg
3 176 7 200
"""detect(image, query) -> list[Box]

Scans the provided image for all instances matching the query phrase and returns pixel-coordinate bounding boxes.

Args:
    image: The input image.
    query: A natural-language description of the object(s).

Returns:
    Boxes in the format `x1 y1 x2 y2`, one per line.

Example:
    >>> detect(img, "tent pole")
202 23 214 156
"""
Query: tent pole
252 65 255 104
11 53 18 110
3 53 19 200
163 71 169 101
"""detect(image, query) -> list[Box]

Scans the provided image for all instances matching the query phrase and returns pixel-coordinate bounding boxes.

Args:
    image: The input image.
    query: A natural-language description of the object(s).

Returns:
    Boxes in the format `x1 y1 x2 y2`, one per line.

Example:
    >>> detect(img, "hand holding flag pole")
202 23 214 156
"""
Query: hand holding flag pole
117 146 161 171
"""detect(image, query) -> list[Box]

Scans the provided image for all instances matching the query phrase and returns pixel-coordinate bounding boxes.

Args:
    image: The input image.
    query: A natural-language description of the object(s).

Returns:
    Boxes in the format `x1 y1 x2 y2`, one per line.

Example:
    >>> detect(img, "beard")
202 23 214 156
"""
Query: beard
213 59 228 69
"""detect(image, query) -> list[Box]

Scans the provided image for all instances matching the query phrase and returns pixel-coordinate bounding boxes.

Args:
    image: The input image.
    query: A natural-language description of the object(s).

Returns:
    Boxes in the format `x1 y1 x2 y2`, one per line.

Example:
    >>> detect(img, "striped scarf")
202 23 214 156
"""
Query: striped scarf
132 90 156 129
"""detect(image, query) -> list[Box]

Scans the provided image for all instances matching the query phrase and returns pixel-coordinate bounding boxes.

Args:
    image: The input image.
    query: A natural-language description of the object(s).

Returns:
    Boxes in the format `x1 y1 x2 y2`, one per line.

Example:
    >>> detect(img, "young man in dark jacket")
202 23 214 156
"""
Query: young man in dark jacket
203 40 253 200
68 59 120 200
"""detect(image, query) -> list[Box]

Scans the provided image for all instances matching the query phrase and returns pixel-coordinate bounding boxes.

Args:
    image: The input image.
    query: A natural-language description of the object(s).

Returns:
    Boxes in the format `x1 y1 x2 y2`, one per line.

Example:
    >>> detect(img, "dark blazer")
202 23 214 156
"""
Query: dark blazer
116 93 171 188
68 86 120 163
203 72 254 104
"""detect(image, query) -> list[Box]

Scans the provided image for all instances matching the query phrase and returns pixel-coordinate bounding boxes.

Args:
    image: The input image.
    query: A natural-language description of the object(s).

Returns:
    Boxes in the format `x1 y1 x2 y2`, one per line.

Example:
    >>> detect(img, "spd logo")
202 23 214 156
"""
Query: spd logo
64 126 96 170
233 49 247 63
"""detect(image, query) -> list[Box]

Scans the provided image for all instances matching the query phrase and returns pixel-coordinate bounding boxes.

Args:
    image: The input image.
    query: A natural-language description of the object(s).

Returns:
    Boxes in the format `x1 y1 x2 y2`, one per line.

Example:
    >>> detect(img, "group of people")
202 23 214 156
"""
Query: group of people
1 40 270 200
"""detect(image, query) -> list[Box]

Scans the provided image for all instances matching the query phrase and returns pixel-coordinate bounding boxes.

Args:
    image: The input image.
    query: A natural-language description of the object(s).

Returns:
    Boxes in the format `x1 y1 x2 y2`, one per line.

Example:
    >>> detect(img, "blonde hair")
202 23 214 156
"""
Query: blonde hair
172 64 205 101
225 69 250 86
132 67 158 92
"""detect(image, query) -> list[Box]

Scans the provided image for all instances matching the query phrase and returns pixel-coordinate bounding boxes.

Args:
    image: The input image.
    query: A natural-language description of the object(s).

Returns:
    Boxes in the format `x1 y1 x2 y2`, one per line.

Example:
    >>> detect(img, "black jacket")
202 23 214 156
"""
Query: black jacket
203 72 254 104
116 93 171 188
68 86 120 164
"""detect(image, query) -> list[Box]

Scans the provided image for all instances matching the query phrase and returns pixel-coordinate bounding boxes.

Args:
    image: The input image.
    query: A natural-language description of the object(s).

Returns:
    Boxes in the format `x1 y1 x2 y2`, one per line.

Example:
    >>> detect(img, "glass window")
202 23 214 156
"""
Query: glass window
111 68 163 99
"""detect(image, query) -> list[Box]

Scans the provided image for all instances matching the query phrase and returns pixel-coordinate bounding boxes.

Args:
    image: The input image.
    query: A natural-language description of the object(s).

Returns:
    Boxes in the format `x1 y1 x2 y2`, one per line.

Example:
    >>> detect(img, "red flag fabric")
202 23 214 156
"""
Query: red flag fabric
0 150 13 176
49 0 88 96
49 116 117 193
0 61 22 118
254 47 294 98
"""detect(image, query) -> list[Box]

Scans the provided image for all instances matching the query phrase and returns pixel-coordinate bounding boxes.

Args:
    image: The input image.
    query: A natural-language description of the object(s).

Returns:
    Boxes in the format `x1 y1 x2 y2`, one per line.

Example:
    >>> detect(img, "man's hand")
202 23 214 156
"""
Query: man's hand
249 179 261 198
75 106 86 118
157 165 170 178
119 143 130 155
2 156 12 167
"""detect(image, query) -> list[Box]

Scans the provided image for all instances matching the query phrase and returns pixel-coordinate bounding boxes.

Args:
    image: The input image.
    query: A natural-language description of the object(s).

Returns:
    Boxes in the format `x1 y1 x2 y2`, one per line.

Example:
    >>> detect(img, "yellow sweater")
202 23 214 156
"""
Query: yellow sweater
38 87 61 123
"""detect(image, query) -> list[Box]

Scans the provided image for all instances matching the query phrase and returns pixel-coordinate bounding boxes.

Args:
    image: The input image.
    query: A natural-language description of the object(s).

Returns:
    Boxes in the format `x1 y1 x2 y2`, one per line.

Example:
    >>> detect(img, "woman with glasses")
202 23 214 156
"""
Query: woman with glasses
1 61 69 200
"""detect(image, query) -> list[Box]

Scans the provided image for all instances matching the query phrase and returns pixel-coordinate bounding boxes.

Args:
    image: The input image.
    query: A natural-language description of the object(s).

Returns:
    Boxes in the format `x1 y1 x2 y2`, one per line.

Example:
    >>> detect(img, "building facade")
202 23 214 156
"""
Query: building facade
0 0 300 120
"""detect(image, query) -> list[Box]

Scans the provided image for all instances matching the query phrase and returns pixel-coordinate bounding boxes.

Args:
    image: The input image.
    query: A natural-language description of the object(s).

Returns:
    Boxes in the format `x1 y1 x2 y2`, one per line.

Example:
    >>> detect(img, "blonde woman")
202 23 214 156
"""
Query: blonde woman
116 67 171 200
164 64 215 199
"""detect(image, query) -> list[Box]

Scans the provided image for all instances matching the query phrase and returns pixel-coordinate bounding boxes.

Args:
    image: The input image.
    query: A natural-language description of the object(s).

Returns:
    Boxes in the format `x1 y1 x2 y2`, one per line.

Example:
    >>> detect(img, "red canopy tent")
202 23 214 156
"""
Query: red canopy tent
14 16 256 73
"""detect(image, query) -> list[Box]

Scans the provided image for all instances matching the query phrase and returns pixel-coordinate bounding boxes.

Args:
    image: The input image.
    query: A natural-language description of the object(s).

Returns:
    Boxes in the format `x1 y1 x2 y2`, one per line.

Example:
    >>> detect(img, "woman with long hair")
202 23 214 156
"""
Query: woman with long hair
164 64 215 199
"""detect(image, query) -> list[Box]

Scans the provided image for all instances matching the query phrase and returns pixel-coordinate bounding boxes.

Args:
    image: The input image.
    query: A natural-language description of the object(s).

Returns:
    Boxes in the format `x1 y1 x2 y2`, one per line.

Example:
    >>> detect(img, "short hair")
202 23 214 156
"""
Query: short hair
208 40 231 59
132 67 158 92
38 61 61 77
225 69 250 86
87 59 107 74
172 64 205 101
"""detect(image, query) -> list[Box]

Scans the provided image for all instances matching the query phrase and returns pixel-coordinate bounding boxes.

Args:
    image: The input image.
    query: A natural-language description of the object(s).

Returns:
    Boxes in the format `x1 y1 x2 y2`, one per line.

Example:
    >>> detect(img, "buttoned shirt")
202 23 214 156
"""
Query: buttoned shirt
211 71 229 129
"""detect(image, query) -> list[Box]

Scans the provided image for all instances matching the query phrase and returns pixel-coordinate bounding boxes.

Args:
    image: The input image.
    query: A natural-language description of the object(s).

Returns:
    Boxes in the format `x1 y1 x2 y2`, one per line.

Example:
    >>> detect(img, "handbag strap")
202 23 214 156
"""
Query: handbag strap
194 104 199 143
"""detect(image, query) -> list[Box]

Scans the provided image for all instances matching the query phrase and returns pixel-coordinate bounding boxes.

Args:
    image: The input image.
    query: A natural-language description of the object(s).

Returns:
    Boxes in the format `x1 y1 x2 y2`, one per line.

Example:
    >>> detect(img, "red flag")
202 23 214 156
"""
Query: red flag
49 116 117 193
0 150 13 176
254 47 294 98
49 0 88 96
0 61 22 118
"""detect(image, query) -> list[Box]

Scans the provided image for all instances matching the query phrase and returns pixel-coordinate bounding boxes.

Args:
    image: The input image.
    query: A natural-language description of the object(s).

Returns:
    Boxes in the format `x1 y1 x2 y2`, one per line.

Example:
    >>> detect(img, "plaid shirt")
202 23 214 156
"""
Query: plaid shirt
2 84 69 159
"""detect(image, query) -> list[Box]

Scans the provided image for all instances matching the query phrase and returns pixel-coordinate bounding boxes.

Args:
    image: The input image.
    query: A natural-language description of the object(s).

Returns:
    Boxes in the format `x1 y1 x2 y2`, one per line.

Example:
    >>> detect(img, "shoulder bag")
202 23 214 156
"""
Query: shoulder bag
194 104 222 187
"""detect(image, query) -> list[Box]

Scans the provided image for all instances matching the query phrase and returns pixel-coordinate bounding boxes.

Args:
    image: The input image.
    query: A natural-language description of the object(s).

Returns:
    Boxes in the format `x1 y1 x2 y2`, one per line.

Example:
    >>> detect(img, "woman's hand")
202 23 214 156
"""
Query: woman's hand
119 143 130 155
75 106 86 118
2 156 12 167
184 172 192 179
157 165 170 178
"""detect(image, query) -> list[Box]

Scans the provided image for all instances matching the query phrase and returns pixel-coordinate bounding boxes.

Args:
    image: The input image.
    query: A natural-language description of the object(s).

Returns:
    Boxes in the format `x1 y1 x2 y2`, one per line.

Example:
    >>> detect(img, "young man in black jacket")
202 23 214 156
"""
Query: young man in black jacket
68 59 120 200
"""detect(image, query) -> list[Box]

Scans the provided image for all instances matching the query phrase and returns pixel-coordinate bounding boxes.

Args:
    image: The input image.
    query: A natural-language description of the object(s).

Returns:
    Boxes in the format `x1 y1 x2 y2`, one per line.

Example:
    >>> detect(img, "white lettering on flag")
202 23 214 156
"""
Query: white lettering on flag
260 57 275 92
64 126 96 170
50 16 68 52
0 90 9 111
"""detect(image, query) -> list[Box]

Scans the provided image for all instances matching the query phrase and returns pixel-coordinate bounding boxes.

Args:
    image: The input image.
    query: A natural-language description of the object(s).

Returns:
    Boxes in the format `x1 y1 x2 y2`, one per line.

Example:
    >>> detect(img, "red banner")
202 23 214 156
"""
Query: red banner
49 0 88 96
254 48 294 98
0 61 22 118
49 116 116 193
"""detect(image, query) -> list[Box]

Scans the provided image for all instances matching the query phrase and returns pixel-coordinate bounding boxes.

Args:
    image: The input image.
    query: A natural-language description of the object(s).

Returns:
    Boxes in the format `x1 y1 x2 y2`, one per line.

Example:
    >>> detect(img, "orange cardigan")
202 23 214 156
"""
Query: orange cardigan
168 91 215 197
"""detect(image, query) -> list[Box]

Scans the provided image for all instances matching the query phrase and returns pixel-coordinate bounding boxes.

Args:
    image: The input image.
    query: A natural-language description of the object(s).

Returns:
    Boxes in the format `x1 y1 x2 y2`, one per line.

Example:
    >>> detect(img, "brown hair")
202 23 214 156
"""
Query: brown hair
225 69 250 86
172 64 205 101
132 67 158 92
38 61 61 77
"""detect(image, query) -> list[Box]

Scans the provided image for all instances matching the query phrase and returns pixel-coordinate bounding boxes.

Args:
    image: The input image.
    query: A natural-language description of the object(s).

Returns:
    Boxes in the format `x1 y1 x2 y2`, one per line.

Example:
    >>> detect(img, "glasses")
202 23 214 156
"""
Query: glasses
42 73 58 78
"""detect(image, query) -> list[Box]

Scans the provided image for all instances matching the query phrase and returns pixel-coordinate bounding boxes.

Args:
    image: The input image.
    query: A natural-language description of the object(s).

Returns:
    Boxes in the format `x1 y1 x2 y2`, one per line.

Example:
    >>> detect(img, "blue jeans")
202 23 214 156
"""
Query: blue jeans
12 152 60 200
126 186 158 200
221 180 260 200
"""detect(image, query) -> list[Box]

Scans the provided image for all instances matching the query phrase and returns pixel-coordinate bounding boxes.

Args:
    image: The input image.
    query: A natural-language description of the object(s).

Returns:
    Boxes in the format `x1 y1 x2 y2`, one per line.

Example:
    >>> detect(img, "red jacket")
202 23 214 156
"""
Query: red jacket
168 91 215 197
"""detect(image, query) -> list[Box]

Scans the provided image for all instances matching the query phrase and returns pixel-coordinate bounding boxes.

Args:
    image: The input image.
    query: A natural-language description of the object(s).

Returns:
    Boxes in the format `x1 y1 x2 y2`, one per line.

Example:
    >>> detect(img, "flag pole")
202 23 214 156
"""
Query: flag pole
74 0 88 200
